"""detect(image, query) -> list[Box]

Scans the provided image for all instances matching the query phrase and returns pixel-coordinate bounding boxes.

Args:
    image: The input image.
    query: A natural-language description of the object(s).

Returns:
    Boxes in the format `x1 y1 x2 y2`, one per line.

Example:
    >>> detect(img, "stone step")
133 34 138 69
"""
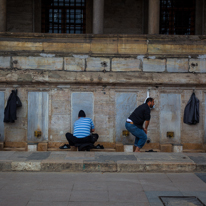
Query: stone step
90 148 116 152
48 148 71 151
140 149 161 152
48 147 116 152
183 149 205 153
3 147 26 151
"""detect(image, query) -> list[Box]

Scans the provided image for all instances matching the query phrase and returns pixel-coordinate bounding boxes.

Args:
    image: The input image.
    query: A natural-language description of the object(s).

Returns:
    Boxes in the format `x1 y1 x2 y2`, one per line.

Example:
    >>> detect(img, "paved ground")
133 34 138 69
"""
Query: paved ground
0 151 206 172
0 172 206 206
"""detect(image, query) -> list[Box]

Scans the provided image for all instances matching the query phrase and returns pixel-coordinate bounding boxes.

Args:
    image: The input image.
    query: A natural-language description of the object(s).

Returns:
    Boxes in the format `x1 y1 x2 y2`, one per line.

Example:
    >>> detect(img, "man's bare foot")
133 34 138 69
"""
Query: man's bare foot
134 146 141 152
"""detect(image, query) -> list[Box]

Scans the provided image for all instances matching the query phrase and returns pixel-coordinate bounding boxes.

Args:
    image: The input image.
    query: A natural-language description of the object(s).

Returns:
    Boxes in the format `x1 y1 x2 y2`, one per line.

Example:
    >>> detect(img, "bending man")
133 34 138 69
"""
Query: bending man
125 98 154 152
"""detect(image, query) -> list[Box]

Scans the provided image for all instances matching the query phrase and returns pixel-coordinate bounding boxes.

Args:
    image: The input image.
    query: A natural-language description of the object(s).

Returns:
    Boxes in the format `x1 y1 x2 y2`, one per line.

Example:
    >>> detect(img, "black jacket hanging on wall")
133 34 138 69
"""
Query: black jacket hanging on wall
4 90 22 123
183 92 199 125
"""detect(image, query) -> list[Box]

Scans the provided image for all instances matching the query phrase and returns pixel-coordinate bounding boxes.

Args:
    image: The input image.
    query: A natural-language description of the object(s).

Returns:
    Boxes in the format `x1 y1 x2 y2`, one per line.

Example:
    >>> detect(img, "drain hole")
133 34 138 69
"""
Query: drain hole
159 196 205 206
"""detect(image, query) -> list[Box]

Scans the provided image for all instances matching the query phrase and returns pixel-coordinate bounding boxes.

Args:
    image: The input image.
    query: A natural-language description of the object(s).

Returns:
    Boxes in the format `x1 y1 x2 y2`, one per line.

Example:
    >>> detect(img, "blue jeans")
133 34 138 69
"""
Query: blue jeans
125 122 147 148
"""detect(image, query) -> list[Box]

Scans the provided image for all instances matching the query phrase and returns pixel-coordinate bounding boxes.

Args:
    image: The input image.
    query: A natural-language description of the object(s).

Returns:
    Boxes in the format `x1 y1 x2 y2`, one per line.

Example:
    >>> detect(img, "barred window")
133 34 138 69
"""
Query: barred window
160 0 195 35
42 0 86 33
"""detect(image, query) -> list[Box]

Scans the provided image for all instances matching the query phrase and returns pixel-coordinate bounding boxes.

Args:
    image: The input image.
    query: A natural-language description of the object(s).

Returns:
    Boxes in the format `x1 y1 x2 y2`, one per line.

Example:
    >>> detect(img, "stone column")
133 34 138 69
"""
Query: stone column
0 0 7 32
148 0 160 34
93 0 104 34
195 0 204 35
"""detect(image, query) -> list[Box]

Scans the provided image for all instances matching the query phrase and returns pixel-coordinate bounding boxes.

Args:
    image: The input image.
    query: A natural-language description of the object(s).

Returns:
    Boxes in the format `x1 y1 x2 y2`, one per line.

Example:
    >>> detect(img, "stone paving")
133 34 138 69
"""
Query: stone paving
0 172 206 206
0 151 206 173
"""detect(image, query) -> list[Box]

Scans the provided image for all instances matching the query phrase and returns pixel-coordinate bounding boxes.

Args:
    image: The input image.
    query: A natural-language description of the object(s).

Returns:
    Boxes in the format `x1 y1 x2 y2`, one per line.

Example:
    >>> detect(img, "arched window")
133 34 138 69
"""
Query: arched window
160 0 195 35
42 0 86 33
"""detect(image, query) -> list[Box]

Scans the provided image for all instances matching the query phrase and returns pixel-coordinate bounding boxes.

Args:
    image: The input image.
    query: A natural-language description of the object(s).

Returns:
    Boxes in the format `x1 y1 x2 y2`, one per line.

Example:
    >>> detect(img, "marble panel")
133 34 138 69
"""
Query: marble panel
167 58 188 73
86 58 110 71
0 57 10 68
160 94 181 143
64 57 85 71
189 59 206 73
115 93 137 144
71 92 94 132
12 56 63 70
27 92 49 142
112 58 141 71
143 58 165 72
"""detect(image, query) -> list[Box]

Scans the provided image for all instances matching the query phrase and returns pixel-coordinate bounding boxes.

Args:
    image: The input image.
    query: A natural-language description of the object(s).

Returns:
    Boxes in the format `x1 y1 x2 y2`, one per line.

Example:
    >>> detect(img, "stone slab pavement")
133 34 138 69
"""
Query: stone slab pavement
0 151 206 173
0 172 206 206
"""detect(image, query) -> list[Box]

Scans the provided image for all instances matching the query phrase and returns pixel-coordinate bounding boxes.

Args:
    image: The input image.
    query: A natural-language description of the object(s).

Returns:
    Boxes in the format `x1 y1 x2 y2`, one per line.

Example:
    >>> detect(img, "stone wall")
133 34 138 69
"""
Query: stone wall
1 85 205 145
7 0 33 32
104 0 143 34
0 34 206 147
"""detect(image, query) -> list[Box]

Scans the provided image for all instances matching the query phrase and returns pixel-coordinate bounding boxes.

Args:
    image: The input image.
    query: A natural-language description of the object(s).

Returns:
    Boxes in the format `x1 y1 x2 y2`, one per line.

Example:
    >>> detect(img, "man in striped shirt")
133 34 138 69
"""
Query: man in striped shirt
73 110 95 138
60 110 97 149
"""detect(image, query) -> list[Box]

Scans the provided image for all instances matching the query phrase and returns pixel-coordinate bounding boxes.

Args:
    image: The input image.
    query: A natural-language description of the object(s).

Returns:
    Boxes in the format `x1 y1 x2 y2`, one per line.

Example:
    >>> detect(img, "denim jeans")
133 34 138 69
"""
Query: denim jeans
125 122 147 148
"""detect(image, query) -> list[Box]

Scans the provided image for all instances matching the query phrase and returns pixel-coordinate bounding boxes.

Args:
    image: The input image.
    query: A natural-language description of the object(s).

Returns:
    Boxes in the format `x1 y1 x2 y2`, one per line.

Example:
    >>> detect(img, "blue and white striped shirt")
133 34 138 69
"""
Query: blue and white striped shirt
73 117 95 138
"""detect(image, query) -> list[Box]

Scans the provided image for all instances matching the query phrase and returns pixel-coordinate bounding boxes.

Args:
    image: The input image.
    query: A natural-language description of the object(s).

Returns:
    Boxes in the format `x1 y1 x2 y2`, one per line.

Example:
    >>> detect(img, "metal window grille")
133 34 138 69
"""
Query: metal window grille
42 0 86 33
160 0 196 35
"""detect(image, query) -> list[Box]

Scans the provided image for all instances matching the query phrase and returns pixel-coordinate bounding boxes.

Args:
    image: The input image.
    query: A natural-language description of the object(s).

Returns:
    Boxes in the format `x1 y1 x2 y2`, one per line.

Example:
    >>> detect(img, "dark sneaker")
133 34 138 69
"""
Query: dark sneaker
59 144 71 149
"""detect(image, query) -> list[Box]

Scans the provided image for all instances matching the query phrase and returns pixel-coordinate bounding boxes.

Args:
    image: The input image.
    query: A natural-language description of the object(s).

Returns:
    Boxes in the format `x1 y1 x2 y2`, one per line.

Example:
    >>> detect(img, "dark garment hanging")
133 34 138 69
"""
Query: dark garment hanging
4 90 22 123
183 92 199 125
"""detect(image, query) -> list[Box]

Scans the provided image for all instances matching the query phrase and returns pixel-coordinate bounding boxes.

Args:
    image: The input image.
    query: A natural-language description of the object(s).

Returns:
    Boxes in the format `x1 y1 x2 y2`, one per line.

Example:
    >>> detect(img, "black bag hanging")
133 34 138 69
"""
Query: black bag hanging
183 92 199 125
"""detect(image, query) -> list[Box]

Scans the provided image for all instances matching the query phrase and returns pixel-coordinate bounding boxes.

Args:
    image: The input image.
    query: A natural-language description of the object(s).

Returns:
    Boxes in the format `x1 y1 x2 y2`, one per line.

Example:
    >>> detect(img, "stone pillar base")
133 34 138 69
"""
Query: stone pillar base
27 144 37 152
160 144 173 152
115 143 124 152
0 142 4 151
124 145 134 152
38 143 48 151
70 146 78 151
203 144 206 152
173 144 183 153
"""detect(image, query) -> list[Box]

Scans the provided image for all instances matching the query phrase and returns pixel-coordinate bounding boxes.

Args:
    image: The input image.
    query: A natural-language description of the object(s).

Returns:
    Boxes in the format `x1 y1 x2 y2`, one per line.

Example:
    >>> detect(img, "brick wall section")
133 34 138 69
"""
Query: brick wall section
7 0 33 32
104 0 143 34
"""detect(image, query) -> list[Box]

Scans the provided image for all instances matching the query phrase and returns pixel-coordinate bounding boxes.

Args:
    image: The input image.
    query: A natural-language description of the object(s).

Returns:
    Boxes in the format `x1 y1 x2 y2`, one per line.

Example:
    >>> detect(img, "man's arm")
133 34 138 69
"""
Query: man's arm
144 120 150 134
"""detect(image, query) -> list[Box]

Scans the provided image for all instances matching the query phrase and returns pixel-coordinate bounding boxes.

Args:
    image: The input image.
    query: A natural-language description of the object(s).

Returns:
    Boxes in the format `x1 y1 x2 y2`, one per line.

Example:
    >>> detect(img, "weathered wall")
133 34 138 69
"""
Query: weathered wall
1 85 205 145
7 0 33 32
104 0 143 34
0 34 206 147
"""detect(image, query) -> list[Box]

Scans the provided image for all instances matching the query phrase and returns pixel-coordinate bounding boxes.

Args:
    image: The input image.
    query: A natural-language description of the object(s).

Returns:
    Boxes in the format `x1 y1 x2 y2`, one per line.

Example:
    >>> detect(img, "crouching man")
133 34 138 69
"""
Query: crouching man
60 110 98 150
125 98 154 152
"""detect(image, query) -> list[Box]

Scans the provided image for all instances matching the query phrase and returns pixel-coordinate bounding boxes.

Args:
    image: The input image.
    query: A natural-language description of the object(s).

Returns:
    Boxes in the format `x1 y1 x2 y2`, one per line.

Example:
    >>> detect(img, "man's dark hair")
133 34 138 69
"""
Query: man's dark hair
78 110 86 117
146 97 154 104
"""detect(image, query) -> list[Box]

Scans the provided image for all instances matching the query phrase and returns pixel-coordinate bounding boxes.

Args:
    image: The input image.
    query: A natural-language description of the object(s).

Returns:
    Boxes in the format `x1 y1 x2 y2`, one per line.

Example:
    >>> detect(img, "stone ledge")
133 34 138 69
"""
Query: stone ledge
0 161 201 173
0 152 205 173
1 33 206 56
1 70 206 85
